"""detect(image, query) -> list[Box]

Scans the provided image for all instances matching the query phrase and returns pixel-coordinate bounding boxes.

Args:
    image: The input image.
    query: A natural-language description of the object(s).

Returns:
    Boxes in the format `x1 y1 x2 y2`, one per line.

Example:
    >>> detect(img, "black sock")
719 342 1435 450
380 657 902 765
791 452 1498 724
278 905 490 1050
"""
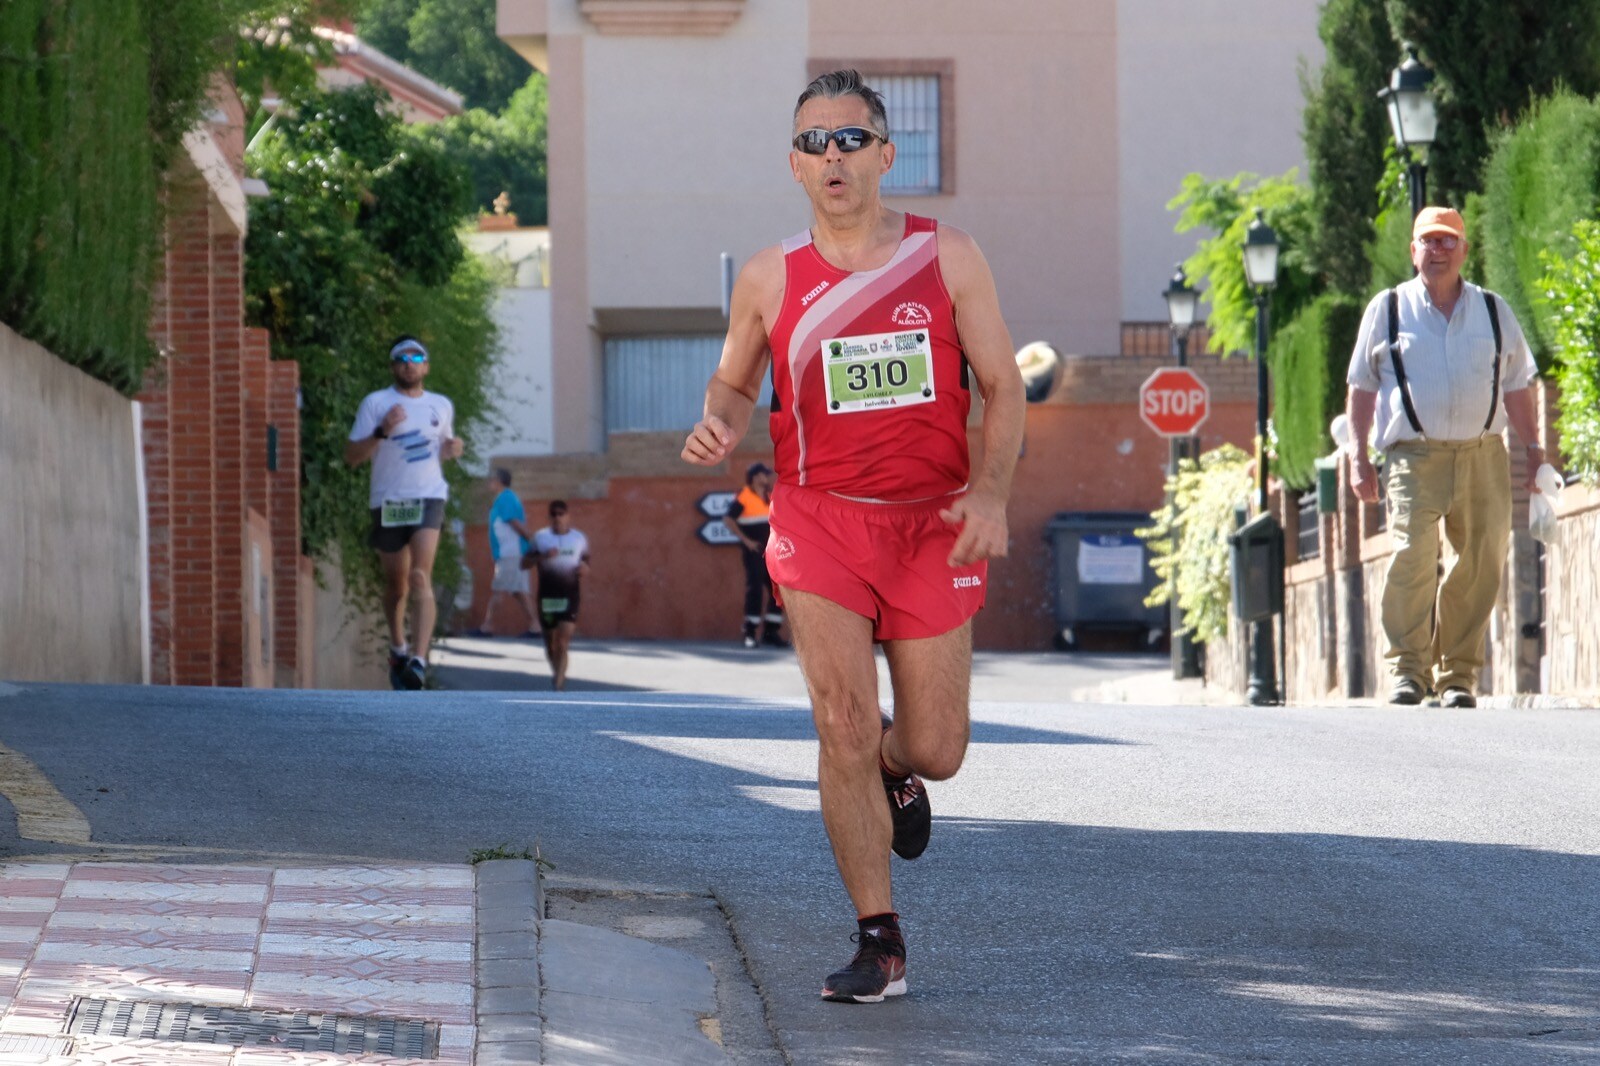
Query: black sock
857 912 899 935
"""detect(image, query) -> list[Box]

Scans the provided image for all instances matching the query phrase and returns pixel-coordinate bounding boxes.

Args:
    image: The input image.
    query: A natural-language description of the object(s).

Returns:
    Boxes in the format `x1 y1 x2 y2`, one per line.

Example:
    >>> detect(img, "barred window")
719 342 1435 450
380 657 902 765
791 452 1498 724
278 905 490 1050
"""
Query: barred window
872 75 941 196
604 335 771 433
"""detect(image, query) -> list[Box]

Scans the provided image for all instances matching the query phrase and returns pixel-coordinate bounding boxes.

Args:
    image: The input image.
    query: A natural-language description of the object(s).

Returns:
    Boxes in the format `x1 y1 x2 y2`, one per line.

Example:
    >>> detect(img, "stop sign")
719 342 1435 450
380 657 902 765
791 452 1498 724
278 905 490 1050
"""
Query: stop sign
1139 367 1210 437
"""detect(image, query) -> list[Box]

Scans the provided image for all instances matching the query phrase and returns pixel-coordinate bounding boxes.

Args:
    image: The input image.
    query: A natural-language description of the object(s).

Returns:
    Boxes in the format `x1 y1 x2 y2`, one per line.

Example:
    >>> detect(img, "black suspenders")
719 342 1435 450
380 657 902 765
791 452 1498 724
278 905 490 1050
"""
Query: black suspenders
1385 287 1503 437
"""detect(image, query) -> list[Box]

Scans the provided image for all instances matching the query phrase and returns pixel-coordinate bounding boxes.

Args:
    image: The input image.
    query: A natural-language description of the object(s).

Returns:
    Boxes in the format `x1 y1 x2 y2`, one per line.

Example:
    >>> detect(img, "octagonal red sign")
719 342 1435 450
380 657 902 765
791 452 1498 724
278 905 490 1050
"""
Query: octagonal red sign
1139 367 1210 437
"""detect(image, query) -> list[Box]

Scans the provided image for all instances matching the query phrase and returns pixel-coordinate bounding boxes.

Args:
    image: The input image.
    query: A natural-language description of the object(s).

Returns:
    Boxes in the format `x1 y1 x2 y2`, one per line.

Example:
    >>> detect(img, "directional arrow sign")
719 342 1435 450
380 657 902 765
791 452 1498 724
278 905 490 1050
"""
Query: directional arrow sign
697 519 740 546
1139 367 1210 437
697 491 736 518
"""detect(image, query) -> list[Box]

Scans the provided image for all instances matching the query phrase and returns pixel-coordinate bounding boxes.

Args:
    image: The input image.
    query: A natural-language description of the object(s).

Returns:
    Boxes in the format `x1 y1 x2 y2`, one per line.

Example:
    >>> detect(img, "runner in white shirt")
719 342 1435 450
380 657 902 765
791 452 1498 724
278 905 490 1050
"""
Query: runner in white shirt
527 499 590 690
343 336 465 690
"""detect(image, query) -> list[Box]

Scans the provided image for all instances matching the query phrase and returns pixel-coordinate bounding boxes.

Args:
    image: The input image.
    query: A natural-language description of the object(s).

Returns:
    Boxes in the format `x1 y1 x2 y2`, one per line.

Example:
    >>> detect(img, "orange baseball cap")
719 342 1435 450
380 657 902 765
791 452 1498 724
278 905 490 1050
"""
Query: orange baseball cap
1413 206 1466 241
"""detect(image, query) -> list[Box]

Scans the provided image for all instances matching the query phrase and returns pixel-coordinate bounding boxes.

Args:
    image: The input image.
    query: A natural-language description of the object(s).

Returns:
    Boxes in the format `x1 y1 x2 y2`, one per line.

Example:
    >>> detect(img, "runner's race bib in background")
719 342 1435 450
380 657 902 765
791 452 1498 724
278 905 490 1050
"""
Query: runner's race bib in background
540 598 570 615
380 499 424 527
822 330 935 414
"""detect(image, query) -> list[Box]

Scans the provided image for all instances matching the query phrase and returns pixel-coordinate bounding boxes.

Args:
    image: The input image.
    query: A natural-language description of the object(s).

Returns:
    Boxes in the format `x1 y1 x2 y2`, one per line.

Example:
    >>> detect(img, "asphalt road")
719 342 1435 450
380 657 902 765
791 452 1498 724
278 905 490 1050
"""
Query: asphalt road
0 645 1597 1064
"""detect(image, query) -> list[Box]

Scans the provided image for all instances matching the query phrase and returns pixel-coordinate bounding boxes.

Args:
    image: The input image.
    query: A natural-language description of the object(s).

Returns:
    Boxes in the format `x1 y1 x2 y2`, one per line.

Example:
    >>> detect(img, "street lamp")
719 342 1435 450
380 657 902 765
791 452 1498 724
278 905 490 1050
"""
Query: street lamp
1162 264 1202 680
1378 43 1438 221
1240 208 1281 706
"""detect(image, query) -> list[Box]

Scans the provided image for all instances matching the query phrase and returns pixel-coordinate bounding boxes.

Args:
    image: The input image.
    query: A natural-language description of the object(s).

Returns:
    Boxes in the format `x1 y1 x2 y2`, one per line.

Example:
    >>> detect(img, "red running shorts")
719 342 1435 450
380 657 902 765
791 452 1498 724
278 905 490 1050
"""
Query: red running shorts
764 482 986 642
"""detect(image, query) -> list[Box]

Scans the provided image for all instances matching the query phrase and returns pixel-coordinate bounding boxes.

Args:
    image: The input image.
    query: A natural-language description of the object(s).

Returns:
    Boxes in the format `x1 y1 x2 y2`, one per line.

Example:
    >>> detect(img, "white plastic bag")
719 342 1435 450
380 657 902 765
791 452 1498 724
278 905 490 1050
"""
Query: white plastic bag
1529 463 1562 545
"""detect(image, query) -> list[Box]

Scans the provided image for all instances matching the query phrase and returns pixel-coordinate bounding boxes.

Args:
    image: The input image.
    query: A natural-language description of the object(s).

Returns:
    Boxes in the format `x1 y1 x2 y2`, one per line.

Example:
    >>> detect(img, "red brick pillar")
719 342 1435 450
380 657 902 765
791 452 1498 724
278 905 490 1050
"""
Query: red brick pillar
166 187 219 686
141 245 176 685
211 229 247 687
269 359 304 686
243 329 271 525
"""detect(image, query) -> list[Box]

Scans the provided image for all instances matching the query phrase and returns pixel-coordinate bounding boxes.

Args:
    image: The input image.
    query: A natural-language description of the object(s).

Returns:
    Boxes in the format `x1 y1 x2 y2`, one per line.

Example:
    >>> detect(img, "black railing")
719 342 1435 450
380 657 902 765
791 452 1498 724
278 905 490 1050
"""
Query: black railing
1296 490 1320 561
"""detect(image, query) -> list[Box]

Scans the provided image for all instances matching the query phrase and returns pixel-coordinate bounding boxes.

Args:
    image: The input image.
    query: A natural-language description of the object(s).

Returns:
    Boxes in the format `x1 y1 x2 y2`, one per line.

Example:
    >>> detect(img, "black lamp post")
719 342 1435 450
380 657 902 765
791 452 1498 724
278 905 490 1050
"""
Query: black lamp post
1162 264 1202 680
1241 208 1281 706
1378 43 1438 221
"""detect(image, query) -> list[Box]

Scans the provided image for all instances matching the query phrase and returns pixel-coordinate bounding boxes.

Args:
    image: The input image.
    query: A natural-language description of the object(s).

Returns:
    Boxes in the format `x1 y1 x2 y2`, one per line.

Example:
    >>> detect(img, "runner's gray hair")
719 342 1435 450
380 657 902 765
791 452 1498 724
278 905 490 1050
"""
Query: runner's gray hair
794 69 888 138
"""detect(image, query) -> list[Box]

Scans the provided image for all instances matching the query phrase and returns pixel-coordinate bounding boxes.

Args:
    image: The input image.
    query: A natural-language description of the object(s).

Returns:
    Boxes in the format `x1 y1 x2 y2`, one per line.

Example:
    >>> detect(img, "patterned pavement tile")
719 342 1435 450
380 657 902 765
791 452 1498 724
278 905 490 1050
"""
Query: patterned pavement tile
271 868 473 892
247 974 473 1026
65 866 273 887
0 866 479 1063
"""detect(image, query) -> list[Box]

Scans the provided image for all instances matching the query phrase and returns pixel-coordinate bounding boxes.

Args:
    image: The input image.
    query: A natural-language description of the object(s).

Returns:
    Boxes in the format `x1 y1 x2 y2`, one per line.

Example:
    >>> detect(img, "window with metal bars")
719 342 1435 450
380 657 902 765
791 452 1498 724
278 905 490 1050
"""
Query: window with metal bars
871 75 942 195
604 335 772 433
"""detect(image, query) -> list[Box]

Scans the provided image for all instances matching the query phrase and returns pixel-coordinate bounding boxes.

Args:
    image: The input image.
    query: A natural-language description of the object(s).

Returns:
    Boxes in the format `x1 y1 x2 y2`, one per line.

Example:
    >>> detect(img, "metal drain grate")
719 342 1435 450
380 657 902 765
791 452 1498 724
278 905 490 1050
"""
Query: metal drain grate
67 998 440 1058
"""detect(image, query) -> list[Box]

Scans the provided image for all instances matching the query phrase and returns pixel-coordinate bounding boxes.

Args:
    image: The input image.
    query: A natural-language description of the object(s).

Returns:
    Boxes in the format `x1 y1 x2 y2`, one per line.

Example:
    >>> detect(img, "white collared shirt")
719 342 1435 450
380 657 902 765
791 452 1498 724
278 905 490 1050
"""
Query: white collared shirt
1347 276 1537 450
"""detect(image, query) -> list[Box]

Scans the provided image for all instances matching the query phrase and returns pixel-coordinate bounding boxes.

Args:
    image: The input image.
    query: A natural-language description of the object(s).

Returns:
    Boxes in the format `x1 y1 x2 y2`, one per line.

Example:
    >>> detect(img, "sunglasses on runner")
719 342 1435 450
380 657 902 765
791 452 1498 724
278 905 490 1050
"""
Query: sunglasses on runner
792 126 887 155
391 353 428 364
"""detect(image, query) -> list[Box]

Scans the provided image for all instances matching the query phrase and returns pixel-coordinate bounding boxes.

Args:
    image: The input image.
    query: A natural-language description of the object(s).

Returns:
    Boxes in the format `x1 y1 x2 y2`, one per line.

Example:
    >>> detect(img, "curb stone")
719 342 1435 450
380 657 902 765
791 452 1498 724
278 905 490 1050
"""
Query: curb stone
473 860 728 1064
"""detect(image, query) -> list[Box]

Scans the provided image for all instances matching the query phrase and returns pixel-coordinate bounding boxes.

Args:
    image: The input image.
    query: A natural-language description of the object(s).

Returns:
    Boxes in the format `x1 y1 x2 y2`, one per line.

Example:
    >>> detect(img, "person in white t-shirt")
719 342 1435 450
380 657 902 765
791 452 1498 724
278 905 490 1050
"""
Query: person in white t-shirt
527 499 590 691
344 336 465 690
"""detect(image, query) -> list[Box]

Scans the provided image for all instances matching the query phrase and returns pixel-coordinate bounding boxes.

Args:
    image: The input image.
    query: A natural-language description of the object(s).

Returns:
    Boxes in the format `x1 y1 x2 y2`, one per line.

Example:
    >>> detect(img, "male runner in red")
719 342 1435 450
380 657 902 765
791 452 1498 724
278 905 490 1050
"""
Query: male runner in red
683 69 1025 1003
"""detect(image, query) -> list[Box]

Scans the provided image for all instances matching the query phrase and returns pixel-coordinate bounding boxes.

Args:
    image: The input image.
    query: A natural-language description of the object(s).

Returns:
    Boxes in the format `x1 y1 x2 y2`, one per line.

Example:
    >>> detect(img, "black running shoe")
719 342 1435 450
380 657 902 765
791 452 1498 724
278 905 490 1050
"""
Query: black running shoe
880 715 930 860
401 656 427 691
821 924 907 1003
388 650 407 691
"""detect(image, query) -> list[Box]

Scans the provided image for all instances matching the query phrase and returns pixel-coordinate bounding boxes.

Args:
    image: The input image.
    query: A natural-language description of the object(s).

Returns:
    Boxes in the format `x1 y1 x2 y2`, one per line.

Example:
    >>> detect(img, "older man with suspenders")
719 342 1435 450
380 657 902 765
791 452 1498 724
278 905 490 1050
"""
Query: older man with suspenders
1345 207 1555 708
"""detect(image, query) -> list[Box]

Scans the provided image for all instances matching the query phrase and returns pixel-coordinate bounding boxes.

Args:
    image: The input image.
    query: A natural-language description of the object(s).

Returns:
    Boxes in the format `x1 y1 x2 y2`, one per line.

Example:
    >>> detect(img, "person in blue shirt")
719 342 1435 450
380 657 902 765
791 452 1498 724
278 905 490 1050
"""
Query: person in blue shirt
472 468 539 638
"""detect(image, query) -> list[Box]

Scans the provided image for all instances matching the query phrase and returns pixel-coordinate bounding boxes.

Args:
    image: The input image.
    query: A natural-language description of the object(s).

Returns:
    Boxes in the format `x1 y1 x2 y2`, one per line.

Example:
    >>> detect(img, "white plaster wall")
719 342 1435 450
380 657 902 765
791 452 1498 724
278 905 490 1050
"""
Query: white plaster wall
0 324 144 683
1117 0 1324 324
483 286 555 457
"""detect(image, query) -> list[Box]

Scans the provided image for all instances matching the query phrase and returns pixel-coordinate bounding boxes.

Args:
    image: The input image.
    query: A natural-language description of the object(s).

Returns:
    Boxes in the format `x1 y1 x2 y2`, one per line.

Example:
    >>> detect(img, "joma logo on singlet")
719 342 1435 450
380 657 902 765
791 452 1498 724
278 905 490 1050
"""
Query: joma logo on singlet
952 575 983 589
801 281 831 307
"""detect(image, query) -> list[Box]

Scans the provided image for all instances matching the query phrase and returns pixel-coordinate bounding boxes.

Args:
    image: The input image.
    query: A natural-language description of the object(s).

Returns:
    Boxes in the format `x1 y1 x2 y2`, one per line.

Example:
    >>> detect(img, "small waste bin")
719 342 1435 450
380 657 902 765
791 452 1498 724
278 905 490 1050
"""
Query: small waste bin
1229 511 1284 623
1044 511 1165 650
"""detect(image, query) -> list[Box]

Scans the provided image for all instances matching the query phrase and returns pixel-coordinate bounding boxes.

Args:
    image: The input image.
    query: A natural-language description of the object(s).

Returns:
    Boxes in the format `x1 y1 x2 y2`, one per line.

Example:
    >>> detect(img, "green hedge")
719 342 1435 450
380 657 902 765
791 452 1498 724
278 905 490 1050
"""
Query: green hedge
0 1 165 392
1538 220 1600 484
1479 90 1600 368
1271 293 1363 489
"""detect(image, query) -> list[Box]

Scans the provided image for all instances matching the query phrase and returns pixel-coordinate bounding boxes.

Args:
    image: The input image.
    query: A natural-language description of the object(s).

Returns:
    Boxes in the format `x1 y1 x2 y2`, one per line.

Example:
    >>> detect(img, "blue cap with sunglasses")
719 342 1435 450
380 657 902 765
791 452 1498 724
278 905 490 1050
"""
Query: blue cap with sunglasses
792 126 889 155
390 338 429 363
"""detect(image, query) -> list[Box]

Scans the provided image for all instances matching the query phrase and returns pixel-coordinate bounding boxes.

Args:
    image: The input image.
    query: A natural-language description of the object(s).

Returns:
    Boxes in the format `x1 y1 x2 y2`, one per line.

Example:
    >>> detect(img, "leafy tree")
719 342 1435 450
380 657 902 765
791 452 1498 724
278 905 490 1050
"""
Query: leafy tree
356 0 533 113
1167 170 1319 357
410 73 548 220
1301 0 1395 298
1387 0 1600 206
246 82 498 607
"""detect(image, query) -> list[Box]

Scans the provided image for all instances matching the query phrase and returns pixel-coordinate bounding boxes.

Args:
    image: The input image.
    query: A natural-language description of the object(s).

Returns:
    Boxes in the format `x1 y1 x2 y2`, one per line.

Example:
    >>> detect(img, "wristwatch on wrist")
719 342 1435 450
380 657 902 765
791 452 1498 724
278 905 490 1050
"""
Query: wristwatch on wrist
372 426 387 440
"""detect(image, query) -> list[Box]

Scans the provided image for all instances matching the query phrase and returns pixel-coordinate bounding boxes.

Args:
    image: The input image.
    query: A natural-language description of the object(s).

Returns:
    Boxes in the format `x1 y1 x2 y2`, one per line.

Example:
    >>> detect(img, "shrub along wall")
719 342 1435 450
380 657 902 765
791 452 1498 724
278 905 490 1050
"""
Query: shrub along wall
0 0 262 393
1479 90 1600 368
1272 292 1363 488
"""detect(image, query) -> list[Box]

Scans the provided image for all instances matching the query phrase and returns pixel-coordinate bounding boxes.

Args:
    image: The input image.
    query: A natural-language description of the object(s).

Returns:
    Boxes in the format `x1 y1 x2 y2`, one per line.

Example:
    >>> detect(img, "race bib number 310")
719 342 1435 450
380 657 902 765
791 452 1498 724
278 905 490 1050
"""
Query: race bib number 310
822 330 935 414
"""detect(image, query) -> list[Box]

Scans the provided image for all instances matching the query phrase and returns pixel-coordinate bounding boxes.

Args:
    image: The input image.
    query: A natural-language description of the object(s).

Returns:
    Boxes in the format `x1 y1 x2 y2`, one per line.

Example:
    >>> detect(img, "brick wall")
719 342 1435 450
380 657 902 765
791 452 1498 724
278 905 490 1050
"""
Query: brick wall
137 82 313 689
471 354 1263 650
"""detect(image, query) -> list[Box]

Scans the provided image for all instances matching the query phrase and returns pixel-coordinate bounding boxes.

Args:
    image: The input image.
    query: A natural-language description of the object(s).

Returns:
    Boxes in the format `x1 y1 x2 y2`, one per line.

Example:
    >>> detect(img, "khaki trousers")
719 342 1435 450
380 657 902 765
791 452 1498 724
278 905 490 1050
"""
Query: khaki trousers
1381 437 1511 693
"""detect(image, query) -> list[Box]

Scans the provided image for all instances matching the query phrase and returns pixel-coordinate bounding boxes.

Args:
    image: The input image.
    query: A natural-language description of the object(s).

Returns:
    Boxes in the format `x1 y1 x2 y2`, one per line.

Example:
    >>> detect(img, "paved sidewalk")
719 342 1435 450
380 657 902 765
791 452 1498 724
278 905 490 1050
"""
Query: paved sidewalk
0 861 723 1065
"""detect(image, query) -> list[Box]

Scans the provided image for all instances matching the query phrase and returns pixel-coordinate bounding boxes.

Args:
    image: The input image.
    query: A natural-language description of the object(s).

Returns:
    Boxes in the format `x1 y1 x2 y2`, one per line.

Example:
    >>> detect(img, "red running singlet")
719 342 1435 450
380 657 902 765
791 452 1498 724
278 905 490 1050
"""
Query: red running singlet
767 214 970 501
